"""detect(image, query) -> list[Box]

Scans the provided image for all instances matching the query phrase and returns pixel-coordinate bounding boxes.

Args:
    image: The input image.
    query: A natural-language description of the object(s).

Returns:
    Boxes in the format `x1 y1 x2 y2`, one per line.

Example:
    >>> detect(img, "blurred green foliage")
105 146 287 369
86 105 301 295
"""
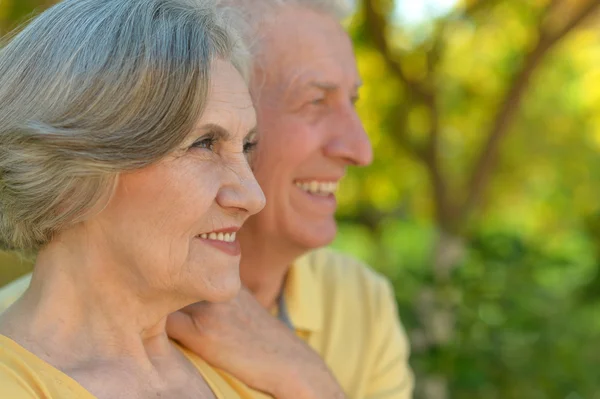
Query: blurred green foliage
333 0 600 397
2 0 600 397
335 218 600 397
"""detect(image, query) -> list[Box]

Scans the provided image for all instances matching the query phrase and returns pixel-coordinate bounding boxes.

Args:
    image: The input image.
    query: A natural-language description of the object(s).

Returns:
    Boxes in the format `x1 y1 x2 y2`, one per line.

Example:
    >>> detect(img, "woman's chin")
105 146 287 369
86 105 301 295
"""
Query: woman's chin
182 254 242 303
195 273 242 303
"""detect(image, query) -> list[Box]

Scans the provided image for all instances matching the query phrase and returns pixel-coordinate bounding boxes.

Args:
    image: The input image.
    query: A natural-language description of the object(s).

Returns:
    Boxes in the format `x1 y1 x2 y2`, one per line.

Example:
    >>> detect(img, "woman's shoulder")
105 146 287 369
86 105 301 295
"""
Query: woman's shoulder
0 335 97 399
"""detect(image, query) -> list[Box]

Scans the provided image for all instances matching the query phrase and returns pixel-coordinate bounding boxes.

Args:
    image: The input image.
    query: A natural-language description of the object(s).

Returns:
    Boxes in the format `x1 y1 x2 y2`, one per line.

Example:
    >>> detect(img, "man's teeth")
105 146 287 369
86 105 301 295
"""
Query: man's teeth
295 181 338 196
198 232 236 242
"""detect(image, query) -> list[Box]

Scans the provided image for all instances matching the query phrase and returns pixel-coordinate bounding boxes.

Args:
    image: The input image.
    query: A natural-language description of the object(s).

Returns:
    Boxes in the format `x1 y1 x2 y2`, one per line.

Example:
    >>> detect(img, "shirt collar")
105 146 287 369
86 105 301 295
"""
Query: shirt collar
283 252 323 332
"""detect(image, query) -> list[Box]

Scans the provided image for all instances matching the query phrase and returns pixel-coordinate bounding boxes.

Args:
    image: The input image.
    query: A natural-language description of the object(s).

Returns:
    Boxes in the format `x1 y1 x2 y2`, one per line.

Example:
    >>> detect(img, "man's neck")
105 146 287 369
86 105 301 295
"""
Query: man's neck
239 232 306 310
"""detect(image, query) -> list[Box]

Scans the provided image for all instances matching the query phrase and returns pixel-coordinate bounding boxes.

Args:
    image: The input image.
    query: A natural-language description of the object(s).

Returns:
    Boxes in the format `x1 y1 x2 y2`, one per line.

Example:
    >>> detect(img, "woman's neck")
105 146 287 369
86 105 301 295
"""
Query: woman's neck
0 239 191 368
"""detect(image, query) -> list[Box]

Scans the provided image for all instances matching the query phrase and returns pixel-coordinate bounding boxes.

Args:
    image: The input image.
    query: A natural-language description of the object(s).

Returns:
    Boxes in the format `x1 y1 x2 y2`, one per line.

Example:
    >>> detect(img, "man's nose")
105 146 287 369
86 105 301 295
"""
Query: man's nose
323 106 373 167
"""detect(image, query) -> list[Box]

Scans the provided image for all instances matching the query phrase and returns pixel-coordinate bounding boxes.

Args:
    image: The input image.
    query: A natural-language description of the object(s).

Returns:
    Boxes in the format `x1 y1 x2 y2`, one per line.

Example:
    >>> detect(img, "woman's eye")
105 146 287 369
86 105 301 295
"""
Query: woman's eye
243 140 258 155
191 137 216 151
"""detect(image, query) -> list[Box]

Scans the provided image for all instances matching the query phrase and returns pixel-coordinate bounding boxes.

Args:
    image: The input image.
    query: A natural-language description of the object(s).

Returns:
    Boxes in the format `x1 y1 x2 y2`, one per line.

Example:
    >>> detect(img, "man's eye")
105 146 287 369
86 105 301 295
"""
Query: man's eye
310 97 326 106
191 137 216 151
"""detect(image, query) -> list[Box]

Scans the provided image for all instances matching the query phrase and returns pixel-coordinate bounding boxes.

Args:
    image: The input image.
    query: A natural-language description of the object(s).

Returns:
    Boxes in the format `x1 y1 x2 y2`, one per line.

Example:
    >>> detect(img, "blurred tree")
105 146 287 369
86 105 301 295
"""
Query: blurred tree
338 0 600 397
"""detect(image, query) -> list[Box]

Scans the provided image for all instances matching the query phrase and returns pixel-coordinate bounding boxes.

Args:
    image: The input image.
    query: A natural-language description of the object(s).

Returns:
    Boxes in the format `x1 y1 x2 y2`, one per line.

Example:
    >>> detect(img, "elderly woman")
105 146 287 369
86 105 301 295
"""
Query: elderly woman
0 0 265 397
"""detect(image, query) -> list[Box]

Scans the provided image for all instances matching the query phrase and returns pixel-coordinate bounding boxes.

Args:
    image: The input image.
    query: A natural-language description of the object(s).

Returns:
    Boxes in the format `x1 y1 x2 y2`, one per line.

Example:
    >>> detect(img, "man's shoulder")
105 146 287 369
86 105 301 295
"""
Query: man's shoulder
300 247 390 287
0 274 31 313
296 248 394 310
292 248 408 388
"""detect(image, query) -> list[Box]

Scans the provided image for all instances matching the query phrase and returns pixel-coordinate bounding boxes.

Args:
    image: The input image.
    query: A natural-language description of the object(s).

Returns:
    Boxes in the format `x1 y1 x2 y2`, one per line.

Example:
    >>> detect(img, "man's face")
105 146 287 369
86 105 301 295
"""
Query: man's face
242 6 373 251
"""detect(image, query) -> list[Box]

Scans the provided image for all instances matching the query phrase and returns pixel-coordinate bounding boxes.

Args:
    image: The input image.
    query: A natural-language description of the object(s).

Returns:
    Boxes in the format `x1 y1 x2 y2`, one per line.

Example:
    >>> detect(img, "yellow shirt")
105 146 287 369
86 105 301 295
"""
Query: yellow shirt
0 334 260 398
0 248 413 398
281 248 413 399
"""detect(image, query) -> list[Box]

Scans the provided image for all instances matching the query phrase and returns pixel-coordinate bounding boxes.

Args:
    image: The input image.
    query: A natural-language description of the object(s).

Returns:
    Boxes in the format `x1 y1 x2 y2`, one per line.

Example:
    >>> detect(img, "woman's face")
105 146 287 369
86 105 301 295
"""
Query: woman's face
90 60 265 303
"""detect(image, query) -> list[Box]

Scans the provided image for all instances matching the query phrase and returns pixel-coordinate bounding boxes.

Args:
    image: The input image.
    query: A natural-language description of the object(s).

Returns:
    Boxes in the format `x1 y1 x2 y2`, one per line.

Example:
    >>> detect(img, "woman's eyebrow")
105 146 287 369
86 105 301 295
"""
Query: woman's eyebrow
245 126 258 140
197 123 232 141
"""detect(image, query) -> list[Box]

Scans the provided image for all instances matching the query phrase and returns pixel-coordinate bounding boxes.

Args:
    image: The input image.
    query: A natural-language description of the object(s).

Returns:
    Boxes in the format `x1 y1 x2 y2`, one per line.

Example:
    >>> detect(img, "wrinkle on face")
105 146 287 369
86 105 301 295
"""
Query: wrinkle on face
83 60 260 305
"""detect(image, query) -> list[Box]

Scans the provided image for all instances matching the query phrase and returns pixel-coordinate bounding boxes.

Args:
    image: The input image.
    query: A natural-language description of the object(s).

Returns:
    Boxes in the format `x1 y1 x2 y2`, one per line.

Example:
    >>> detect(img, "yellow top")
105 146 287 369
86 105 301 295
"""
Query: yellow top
0 248 413 399
0 334 262 399
282 248 413 399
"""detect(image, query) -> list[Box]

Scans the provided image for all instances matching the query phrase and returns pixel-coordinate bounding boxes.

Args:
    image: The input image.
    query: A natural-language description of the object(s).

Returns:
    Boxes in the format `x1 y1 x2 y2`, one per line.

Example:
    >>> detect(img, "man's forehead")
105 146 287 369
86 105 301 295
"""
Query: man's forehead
259 6 354 64
277 66 362 94
254 6 359 95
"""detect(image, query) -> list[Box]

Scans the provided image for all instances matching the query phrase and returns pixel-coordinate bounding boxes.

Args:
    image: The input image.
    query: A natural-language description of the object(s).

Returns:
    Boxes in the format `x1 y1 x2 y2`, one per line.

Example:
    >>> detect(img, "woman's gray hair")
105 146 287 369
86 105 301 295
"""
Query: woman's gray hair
0 0 248 251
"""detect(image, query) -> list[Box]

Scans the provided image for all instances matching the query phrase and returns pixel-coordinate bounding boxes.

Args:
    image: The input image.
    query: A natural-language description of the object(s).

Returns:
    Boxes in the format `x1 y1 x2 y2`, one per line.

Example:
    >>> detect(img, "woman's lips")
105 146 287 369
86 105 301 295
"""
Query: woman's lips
195 228 241 256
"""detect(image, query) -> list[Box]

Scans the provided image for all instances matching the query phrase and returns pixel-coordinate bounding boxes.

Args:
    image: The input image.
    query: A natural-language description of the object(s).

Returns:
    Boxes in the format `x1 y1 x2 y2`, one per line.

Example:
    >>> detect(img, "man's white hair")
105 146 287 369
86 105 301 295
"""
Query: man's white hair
220 0 355 57
244 0 354 21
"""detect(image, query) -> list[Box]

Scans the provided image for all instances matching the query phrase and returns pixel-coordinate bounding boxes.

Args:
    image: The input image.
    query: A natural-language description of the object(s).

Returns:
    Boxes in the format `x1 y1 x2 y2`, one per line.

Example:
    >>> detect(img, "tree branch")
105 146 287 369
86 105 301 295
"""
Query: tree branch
361 0 429 162
362 0 429 101
461 0 600 220
362 0 456 229
421 24 455 230
420 92 457 231
460 0 502 18
547 0 600 47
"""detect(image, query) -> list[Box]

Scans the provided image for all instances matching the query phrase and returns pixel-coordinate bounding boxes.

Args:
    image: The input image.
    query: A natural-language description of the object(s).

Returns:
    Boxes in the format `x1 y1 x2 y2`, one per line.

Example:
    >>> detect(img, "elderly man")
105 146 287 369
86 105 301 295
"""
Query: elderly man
0 0 413 397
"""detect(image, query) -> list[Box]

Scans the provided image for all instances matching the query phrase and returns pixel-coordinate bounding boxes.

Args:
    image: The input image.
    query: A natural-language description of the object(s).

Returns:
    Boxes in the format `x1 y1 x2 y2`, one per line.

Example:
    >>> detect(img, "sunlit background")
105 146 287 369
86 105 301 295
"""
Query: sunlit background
2 0 600 398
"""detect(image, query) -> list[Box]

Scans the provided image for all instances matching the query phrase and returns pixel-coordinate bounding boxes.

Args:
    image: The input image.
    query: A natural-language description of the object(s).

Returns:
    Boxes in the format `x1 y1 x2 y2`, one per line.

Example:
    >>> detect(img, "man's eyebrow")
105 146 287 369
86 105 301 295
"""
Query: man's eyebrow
309 81 338 91
308 80 363 91
197 123 232 140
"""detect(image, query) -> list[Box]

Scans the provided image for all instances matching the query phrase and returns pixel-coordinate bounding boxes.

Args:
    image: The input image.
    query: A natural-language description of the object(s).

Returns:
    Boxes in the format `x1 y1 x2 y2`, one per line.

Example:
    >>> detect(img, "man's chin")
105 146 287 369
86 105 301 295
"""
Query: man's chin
293 219 338 250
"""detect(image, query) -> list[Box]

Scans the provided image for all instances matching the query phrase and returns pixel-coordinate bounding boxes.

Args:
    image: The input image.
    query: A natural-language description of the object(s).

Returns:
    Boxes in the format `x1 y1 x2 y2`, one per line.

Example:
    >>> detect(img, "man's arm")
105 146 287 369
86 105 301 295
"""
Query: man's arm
366 279 414 399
